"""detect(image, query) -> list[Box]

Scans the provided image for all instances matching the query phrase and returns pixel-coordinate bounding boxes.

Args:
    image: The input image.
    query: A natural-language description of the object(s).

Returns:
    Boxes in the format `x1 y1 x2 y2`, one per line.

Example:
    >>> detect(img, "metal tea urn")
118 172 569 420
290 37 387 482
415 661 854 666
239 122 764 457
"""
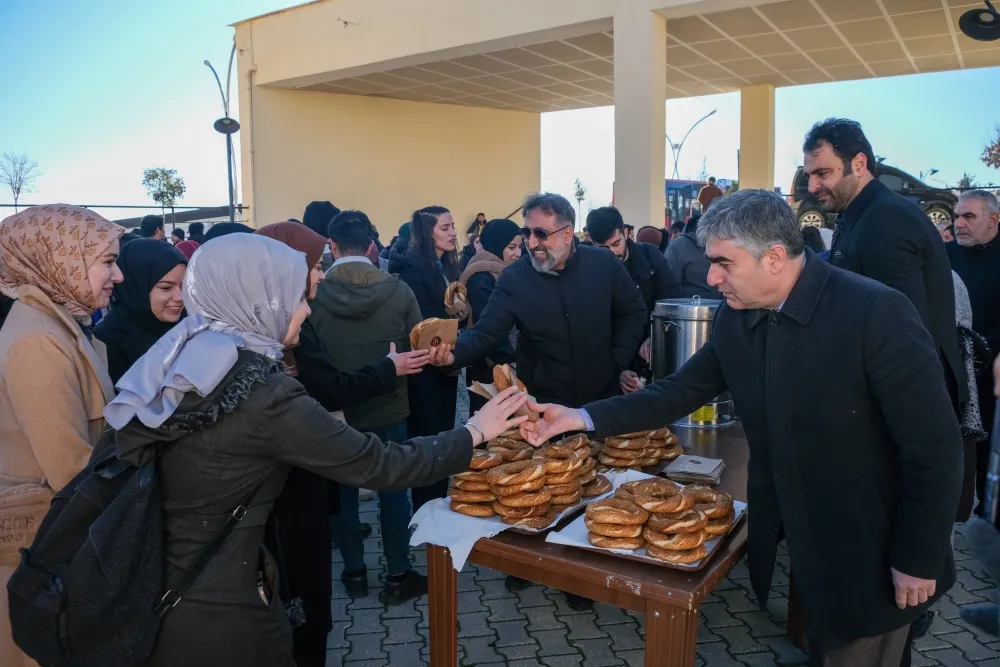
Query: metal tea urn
650 296 734 428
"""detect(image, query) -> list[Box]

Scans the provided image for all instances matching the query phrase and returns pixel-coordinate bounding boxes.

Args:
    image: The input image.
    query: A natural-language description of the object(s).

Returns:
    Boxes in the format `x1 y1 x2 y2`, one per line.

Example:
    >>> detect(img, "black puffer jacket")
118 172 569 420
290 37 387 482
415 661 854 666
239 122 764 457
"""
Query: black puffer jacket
116 351 472 667
452 244 647 407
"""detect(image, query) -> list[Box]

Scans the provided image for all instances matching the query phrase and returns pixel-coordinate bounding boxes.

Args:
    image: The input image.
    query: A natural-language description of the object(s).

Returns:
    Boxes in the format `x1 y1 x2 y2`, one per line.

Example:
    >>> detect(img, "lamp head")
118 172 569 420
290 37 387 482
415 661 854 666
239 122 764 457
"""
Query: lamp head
959 1 1000 41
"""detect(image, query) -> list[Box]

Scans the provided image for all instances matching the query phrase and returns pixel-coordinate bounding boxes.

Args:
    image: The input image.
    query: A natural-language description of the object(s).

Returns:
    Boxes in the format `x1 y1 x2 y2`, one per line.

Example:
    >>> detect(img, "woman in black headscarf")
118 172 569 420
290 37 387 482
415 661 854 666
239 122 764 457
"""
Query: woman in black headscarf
459 219 521 413
95 239 187 383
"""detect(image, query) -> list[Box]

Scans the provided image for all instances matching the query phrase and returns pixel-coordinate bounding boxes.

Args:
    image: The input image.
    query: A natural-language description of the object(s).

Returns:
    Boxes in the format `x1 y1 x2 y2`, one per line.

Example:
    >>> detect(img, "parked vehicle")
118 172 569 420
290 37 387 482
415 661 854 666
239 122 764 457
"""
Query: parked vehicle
788 163 957 228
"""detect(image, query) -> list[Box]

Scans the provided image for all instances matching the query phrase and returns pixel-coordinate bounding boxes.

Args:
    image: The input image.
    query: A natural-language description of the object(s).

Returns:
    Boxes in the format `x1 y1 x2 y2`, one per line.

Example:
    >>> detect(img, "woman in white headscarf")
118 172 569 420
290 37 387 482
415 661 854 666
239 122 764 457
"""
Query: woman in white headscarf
106 234 526 666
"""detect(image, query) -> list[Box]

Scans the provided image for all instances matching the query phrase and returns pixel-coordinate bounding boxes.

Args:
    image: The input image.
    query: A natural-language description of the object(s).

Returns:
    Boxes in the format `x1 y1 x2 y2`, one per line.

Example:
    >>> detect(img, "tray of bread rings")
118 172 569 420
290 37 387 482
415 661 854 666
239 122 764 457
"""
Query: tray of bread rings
448 432 620 534
545 469 746 571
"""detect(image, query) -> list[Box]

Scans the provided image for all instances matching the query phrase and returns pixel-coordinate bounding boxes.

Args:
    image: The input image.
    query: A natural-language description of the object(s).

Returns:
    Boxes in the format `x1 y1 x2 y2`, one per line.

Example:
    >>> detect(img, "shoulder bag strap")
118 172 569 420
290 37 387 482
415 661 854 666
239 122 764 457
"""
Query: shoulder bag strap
154 476 268 618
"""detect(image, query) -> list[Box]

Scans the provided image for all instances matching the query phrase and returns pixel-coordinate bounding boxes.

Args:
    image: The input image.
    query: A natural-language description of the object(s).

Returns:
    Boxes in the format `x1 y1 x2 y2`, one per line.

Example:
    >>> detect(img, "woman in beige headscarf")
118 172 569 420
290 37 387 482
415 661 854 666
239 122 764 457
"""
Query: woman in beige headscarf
0 204 124 667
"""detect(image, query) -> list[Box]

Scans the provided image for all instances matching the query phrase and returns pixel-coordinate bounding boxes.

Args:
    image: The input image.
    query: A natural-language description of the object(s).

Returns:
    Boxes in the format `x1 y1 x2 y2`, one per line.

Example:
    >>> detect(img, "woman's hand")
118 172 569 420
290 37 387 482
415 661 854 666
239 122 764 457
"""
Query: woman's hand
387 343 430 376
519 400 587 446
465 386 528 444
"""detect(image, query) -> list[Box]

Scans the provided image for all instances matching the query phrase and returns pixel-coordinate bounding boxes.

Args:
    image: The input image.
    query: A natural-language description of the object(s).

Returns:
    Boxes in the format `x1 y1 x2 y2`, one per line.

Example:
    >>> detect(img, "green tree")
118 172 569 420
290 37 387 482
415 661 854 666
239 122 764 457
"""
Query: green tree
0 152 40 212
142 167 186 226
573 178 587 231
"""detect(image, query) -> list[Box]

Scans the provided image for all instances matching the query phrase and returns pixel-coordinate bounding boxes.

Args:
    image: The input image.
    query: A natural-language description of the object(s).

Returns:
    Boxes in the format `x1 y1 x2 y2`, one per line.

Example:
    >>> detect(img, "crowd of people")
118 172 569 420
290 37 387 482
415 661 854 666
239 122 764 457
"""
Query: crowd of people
0 115 997 667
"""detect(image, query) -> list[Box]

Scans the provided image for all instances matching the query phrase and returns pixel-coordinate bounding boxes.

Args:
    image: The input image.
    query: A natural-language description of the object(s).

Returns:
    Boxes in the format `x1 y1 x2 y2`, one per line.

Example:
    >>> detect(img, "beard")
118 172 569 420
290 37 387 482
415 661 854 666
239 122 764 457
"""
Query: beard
530 246 561 273
816 170 859 214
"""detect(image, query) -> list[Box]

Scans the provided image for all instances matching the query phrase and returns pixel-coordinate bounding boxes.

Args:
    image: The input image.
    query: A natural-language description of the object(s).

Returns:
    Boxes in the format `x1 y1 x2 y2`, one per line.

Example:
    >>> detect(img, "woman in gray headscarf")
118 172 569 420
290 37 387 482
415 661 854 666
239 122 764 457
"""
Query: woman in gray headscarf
106 234 527 667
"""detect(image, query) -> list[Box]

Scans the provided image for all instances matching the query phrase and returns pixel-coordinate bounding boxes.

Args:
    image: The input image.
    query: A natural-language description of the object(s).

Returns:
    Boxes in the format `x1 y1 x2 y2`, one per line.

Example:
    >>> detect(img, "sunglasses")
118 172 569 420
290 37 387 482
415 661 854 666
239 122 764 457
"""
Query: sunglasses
520 225 572 242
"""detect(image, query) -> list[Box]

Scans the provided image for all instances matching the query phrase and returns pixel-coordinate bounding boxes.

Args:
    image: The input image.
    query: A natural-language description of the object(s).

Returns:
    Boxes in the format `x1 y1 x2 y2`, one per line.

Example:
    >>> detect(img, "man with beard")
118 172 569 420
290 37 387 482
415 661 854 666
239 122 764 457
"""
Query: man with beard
803 118 964 411
803 118 966 665
429 192 647 609
586 206 678 392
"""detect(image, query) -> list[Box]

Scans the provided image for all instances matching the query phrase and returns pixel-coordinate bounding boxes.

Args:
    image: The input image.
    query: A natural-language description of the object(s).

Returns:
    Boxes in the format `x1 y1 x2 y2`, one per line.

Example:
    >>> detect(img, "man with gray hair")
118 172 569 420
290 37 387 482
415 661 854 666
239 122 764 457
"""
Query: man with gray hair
523 189 963 667
948 189 1000 518
430 191 646 607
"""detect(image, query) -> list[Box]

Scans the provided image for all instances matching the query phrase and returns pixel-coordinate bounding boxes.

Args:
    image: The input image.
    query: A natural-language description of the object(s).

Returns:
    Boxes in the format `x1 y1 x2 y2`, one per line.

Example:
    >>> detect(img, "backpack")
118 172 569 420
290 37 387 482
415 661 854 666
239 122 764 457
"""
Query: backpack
6 451 261 667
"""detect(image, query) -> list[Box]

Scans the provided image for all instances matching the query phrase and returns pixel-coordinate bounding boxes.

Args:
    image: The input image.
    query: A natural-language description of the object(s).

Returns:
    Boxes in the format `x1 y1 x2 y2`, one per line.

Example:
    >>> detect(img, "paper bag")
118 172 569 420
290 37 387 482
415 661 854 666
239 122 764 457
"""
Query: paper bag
412 318 459 351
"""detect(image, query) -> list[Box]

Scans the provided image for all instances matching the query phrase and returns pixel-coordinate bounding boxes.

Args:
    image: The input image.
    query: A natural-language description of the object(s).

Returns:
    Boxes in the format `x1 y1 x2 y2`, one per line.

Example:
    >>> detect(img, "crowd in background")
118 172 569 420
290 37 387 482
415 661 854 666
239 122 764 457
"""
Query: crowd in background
0 116 997 667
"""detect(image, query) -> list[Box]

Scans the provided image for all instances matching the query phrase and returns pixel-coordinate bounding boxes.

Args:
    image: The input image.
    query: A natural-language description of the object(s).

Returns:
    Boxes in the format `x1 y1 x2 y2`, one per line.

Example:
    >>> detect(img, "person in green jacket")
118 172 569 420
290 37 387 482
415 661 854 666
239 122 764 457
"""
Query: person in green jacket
308 209 427 605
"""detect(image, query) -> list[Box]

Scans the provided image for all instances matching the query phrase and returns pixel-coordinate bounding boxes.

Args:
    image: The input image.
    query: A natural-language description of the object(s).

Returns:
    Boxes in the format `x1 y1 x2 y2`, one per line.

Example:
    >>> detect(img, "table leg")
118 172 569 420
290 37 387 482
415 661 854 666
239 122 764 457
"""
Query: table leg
427 545 458 667
787 571 808 650
645 599 698 667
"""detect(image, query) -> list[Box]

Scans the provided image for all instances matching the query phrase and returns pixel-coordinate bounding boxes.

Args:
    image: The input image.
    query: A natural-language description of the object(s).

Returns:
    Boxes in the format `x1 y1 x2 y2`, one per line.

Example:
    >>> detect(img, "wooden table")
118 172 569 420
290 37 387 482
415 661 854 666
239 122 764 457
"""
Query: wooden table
427 423 752 667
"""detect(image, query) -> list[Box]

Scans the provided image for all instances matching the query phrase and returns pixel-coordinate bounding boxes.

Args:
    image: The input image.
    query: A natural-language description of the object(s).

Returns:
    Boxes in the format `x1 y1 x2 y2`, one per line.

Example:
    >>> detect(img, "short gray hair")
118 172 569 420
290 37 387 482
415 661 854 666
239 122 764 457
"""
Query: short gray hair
696 189 804 260
522 192 576 227
959 189 1000 217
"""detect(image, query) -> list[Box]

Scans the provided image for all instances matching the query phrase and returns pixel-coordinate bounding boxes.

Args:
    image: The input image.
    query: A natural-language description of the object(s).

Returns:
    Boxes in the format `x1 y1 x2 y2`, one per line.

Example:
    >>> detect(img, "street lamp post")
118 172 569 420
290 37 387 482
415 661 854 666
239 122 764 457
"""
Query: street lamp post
205 43 239 223
666 109 718 180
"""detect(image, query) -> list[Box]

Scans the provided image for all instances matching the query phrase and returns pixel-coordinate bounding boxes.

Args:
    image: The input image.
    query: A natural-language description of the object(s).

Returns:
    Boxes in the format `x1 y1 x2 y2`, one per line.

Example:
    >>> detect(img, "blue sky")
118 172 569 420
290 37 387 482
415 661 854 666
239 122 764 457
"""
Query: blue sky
2 1 999 222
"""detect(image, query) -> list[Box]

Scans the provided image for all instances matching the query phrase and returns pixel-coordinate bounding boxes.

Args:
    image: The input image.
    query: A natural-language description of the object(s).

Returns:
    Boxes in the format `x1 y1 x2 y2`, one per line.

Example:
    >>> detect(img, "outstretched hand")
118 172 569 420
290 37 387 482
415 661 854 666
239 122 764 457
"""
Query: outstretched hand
427 343 455 367
518 399 586 446
466 386 529 443
387 343 430 376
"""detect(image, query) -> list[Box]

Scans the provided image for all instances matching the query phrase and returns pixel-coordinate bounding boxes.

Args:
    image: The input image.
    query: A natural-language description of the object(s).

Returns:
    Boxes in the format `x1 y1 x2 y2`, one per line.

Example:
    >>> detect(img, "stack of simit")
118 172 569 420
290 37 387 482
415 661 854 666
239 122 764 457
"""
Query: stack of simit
597 428 684 471
617 479 734 564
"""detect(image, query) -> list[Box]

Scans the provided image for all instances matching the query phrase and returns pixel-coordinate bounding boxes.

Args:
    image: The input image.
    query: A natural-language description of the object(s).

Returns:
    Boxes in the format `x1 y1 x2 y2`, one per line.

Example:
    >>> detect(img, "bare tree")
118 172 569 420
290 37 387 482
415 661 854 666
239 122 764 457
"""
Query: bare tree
982 125 1000 170
0 152 40 213
573 178 587 231
957 172 978 190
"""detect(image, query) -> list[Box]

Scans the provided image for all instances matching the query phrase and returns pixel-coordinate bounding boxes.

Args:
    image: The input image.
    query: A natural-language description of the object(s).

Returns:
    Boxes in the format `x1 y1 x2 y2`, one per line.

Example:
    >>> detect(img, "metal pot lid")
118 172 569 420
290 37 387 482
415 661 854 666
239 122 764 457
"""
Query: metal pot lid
652 296 722 320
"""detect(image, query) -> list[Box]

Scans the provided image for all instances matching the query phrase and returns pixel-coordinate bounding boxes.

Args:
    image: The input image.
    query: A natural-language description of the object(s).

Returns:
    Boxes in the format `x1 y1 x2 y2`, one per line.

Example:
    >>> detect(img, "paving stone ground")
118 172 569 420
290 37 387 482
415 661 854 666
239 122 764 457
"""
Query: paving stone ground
326 377 999 666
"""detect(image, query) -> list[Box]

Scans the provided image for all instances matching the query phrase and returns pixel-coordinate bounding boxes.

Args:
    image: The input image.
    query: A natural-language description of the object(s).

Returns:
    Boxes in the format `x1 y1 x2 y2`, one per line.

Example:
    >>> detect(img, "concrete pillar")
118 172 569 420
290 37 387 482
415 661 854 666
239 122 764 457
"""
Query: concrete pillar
739 84 776 191
614 8 667 230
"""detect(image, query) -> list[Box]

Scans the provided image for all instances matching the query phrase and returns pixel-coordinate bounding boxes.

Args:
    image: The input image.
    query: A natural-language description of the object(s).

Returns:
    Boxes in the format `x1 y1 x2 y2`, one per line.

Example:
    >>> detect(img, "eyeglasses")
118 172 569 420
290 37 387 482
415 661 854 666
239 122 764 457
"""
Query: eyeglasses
520 225 572 242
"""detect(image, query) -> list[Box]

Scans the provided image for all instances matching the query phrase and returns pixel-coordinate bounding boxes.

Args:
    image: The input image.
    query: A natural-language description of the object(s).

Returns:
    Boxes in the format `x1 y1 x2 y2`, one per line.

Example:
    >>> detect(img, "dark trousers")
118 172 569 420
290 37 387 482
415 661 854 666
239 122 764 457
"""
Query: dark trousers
810 625 909 667
330 422 413 575
976 374 996 514
407 370 458 512
270 468 332 667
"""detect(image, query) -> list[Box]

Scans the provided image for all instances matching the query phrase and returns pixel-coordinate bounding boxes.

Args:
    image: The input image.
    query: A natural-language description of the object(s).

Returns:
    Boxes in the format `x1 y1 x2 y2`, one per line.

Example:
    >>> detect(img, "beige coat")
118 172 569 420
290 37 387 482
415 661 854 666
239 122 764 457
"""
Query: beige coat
0 285 114 667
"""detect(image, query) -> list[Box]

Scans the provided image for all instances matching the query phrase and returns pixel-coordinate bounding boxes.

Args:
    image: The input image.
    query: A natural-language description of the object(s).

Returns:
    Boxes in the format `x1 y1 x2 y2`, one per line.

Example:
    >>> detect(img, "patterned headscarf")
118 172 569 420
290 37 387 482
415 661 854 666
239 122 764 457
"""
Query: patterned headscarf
105 234 309 429
0 204 124 317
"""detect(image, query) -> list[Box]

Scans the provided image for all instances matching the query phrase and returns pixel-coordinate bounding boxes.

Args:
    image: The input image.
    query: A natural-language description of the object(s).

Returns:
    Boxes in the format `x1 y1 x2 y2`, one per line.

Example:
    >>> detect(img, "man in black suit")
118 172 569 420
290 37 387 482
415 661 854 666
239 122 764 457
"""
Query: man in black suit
801 118 966 413
524 190 963 667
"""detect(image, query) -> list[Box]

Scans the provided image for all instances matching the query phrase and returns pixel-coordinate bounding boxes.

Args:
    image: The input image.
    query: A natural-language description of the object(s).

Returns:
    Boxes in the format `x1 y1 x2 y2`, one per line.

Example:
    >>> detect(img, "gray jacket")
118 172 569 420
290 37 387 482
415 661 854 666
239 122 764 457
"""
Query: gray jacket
663 232 716 300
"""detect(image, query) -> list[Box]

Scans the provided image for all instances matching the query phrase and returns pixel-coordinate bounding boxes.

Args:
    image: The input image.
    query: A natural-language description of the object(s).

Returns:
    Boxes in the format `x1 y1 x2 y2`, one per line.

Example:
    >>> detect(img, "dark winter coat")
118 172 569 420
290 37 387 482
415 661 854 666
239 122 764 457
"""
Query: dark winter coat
663 232 715 300
623 238 678 337
390 249 460 436
830 178 966 411
584 253 962 642
452 244 647 408
94 239 186 384
309 260 422 431
117 351 472 667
